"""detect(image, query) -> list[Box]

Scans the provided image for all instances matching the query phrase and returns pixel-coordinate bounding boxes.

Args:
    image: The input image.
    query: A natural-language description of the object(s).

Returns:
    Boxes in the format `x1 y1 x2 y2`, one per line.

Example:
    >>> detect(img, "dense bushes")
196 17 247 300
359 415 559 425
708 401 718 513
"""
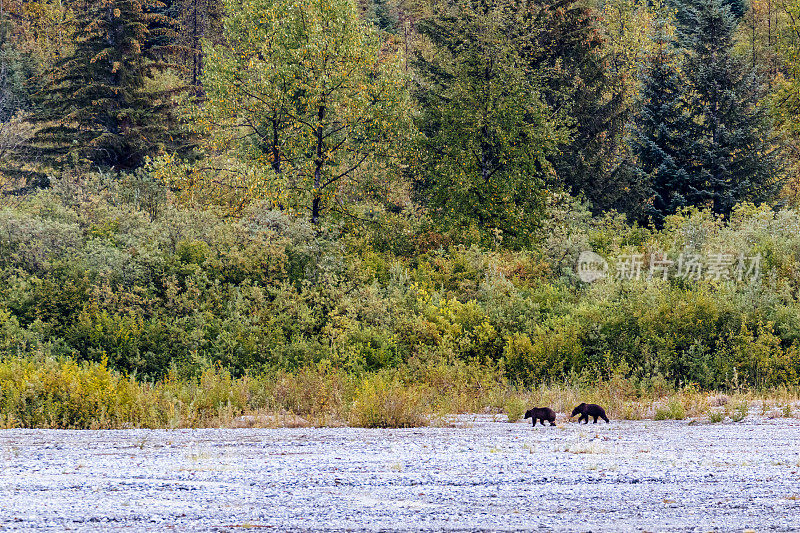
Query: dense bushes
1 175 800 390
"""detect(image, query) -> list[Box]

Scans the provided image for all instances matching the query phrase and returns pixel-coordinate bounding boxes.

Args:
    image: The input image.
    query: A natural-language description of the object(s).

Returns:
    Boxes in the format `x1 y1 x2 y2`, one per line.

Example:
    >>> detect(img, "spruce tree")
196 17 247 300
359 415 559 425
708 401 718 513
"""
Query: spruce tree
628 14 698 227
30 0 186 171
525 0 641 215
680 0 780 217
170 0 223 95
0 14 38 122
1 14 42 188
670 0 746 29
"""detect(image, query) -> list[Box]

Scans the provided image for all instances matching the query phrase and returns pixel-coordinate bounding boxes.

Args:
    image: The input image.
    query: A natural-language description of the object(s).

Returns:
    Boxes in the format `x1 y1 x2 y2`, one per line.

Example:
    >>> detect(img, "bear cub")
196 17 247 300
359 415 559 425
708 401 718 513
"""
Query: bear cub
570 403 609 423
524 407 557 426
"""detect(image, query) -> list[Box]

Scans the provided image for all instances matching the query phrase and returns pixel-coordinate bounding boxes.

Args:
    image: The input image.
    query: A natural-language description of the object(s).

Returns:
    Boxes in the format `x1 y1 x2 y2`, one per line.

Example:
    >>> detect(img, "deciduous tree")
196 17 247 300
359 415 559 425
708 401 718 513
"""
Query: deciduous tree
200 0 409 223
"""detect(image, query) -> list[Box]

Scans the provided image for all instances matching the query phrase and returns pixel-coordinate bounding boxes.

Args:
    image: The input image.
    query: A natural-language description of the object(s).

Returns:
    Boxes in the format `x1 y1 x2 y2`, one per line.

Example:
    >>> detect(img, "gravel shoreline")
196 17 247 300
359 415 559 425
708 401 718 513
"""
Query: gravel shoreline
2 416 800 532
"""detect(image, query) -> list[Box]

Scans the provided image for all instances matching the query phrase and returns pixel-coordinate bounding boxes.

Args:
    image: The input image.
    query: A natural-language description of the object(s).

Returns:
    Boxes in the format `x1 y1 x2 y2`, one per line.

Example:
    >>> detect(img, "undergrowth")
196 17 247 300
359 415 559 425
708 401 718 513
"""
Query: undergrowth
1 355 797 429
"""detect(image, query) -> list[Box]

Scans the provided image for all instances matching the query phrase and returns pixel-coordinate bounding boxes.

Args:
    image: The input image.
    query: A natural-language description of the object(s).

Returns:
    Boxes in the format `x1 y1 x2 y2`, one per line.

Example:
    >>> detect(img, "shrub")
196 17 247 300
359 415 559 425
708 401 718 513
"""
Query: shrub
654 399 687 420
4 174 800 391
503 396 526 422
728 400 749 422
0 356 167 429
348 373 428 428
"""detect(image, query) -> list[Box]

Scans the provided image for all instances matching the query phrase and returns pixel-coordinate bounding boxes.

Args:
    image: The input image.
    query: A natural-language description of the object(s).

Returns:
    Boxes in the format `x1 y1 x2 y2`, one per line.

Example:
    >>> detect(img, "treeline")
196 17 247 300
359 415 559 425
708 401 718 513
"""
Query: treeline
1 0 798 229
1 0 800 390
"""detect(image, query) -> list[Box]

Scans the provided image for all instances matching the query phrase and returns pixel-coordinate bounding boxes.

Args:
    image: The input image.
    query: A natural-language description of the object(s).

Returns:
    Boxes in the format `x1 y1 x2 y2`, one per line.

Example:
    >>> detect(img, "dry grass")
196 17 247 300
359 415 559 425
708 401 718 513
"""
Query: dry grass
347 373 429 428
2 355 800 429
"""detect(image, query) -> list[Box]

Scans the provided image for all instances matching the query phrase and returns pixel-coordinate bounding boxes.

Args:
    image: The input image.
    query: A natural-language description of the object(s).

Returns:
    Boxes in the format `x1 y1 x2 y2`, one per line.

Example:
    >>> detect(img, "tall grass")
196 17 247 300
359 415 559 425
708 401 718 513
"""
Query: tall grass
1 355 798 429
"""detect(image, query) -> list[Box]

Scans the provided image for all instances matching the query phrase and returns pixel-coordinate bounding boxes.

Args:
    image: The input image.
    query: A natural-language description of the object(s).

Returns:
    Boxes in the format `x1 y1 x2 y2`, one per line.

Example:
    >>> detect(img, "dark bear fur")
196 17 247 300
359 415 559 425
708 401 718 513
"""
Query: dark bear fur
570 403 609 423
524 407 556 426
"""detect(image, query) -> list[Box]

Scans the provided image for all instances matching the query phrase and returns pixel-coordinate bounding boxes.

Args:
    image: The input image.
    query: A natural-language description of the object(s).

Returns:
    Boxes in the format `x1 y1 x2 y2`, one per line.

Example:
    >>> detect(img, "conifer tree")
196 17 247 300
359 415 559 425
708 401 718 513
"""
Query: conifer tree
670 0 746 32
170 0 222 94
527 0 644 215
0 16 30 121
680 0 781 216
628 14 697 227
30 0 186 171
1 14 42 187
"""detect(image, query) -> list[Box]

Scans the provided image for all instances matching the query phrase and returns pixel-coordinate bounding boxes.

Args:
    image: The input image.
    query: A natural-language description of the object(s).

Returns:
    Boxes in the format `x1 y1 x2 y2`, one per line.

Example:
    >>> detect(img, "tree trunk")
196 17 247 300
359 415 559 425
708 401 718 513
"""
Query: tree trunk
311 104 325 224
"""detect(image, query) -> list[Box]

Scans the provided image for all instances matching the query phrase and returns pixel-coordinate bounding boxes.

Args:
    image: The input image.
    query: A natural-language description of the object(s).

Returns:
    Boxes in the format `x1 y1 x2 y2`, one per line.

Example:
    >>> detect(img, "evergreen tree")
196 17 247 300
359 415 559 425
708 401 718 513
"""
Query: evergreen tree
680 0 781 216
360 0 399 32
1 13 42 189
629 14 698 227
526 0 644 216
30 0 186 171
413 0 569 247
670 0 746 32
0 14 37 122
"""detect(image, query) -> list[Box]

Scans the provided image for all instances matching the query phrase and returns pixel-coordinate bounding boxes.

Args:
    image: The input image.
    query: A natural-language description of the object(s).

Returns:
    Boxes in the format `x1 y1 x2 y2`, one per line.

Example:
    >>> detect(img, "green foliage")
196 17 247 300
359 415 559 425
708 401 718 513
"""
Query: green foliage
413 0 569 247
629 12 694 227
4 0 800 429
0 355 164 428
727 399 749 421
630 0 782 223
201 0 408 222
654 398 687 419
678 0 781 216
539 0 643 216
771 0 800 205
2 178 800 392
0 16 38 122
503 395 526 422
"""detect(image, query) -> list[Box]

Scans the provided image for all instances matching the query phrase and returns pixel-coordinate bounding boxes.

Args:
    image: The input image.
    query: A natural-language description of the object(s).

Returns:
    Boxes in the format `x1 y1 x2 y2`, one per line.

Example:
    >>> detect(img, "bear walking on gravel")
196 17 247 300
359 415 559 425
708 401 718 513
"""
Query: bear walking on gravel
570 403 609 424
524 407 557 427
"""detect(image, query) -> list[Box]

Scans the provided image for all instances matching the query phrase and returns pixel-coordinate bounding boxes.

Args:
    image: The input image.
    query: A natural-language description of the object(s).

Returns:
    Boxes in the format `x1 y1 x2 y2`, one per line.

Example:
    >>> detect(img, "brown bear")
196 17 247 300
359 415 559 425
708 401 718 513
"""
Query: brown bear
524 407 556 426
570 403 609 423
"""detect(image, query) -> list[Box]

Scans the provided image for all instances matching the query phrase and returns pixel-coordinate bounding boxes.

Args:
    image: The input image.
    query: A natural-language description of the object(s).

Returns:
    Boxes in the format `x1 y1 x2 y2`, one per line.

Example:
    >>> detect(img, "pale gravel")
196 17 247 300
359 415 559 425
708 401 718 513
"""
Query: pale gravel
1 415 800 532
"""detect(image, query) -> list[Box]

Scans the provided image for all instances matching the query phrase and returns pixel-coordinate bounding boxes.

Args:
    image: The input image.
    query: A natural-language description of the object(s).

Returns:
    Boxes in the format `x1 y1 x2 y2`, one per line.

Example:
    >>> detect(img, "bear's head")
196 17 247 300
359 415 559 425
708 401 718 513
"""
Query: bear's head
570 403 586 417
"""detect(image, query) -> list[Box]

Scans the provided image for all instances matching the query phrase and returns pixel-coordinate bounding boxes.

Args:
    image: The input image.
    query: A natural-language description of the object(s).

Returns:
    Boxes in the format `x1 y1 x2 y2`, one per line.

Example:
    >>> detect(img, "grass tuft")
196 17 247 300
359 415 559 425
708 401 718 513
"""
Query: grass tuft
655 399 687 420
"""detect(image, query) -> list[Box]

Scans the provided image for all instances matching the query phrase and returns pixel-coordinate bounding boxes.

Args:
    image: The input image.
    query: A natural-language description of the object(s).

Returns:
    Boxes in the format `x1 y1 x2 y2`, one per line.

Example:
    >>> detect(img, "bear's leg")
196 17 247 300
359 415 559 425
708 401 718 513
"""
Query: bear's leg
593 415 598 423
549 420 556 426
602 415 609 423
581 414 588 424
531 418 537 426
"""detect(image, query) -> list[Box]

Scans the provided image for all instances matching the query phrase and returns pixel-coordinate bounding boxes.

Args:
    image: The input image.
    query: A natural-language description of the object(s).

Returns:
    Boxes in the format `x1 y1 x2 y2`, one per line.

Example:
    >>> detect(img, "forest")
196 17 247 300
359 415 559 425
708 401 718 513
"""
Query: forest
1 0 800 427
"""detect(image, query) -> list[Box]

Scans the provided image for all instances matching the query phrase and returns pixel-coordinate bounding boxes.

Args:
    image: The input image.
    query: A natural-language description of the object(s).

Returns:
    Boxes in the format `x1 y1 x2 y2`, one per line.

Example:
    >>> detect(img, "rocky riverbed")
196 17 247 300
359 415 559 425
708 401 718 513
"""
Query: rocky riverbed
1 416 800 531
